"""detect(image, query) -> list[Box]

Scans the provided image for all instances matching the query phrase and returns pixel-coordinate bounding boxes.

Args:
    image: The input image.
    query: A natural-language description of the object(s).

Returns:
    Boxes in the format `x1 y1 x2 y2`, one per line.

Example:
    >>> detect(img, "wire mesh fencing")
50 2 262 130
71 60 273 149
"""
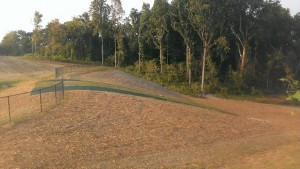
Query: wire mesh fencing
55 64 98 79
0 81 64 126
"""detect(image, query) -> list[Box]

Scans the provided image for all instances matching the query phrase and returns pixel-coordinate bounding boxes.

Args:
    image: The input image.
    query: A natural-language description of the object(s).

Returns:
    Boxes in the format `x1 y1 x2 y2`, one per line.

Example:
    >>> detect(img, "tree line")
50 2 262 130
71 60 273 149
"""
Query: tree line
1 0 300 95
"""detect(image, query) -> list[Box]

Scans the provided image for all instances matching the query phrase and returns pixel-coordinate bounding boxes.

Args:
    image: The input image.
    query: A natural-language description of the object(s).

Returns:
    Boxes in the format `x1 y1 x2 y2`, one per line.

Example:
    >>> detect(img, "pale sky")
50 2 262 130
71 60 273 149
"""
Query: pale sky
0 0 299 41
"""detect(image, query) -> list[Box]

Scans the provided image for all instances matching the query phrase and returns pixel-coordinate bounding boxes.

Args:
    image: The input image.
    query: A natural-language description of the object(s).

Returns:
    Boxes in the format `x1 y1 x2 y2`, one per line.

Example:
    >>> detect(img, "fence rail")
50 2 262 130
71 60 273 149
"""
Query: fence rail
0 81 64 126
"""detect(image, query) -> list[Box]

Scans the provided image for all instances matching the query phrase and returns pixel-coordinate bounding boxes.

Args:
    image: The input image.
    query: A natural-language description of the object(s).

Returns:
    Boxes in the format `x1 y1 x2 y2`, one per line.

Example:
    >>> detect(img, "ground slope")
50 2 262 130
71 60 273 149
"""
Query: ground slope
0 60 299 168
0 56 60 97
0 56 58 81
0 91 281 168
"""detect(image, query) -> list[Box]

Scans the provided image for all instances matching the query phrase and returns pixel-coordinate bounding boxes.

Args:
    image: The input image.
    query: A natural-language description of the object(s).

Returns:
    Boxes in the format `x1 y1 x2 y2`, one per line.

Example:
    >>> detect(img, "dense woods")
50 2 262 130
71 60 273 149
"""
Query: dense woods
1 0 300 95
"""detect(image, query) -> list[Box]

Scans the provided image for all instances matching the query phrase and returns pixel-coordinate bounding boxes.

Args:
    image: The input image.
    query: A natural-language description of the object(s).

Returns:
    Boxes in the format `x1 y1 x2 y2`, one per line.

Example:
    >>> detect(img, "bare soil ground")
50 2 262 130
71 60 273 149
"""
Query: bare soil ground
72 69 300 168
0 60 299 168
0 91 286 168
0 56 58 81
0 56 60 97
0 56 64 128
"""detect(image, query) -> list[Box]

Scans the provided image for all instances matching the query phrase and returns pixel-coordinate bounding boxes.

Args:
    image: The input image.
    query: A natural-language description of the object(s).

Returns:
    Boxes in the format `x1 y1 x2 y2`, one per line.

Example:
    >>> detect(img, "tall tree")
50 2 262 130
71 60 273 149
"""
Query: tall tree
227 0 264 75
32 11 43 55
129 9 140 58
138 3 152 72
111 0 125 67
151 0 169 74
90 0 110 65
171 0 196 84
64 17 87 60
80 12 94 60
255 1 293 87
1 31 21 55
293 13 300 79
44 19 65 57
188 0 225 93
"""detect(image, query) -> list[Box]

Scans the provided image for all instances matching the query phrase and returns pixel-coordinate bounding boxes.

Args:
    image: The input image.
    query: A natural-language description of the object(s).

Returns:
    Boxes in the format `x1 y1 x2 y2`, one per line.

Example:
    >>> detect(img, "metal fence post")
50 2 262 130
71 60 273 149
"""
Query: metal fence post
7 96 11 124
39 90 43 112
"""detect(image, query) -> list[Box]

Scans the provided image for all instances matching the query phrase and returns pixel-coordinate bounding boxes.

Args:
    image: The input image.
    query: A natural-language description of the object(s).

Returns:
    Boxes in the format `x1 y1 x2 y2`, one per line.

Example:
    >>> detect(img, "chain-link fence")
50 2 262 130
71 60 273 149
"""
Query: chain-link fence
1 63 98 126
55 64 98 79
0 81 64 125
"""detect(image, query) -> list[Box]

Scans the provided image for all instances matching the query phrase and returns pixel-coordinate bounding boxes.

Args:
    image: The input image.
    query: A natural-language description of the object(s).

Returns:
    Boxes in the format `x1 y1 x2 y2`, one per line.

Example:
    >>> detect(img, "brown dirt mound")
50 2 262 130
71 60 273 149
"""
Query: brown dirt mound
0 91 281 168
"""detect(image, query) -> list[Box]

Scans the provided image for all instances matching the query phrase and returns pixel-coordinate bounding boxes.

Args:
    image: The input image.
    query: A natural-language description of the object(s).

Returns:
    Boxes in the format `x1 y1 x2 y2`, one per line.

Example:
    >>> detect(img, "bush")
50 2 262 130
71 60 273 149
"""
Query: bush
220 87 229 97
168 83 202 96
105 55 115 66
166 64 179 83
204 56 220 93
125 65 135 72
225 69 246 95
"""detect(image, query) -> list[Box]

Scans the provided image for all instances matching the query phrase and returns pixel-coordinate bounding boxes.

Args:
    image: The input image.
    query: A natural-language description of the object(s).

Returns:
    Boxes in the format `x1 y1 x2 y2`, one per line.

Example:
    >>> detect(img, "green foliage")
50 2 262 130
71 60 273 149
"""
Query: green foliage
32 11 43 55
144 60 160 80
0 31 31 56
280 76 300 102
204 56 219 93
1 0 300 98
225 69 245 95
168 83 202 96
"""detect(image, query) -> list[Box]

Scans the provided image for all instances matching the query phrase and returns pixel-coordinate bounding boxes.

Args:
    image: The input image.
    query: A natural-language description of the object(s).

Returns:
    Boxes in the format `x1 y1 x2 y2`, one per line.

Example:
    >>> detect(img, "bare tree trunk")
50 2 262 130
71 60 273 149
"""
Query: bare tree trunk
186 46 192 84
115 38 117 67
90 39 92 59
186 46 189 79
138 35 141 73
81 39 83 58
34 40 37 55
32 38 34 54
160 39 164 74
240 44 247 75
101 37 104 65
266 67 270 88
189 48 192 84
201 46 207 94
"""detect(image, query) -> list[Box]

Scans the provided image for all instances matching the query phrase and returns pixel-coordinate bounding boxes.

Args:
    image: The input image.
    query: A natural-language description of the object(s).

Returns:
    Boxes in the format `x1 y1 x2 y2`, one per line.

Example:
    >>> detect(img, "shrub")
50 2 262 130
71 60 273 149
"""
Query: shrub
125 65 135 72
225 69 246 95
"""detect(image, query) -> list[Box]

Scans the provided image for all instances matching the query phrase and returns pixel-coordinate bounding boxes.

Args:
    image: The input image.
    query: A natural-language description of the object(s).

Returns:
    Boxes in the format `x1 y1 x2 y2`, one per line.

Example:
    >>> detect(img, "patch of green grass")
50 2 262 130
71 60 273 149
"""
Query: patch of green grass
0 80 19 91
